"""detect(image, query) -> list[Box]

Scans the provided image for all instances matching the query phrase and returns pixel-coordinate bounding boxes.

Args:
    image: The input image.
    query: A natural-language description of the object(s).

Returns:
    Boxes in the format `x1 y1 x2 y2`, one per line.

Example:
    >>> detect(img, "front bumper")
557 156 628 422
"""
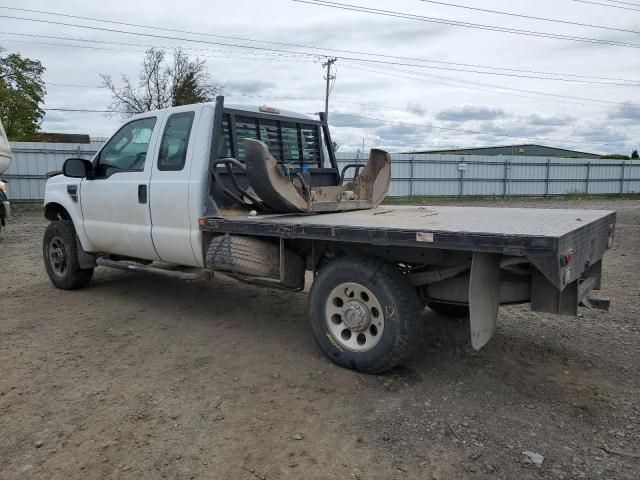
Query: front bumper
1 200 9 220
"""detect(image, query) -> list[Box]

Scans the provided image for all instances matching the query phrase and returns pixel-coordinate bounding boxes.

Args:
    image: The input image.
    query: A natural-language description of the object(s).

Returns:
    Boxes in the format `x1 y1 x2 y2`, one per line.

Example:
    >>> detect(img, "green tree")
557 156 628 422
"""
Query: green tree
632 149 639 159
101 48 222 118
0 48 46 141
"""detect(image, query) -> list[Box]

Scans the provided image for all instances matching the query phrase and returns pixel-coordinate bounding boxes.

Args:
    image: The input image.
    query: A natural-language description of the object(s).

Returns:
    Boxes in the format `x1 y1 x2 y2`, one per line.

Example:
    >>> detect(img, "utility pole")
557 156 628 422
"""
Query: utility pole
323 57 337 119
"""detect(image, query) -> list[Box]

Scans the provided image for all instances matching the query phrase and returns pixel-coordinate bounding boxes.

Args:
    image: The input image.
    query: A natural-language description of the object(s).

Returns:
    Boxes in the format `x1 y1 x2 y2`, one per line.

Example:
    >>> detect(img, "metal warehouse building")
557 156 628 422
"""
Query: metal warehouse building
408 144 602 159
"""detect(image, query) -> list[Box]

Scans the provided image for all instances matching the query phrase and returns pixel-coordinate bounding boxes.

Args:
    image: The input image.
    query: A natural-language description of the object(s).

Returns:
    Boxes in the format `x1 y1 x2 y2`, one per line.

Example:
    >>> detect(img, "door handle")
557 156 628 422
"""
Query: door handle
138 184 148 204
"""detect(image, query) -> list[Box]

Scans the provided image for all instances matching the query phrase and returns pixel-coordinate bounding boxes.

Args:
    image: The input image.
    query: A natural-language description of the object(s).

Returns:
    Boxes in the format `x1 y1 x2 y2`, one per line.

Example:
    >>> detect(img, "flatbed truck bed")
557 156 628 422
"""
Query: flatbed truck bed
202 205 615 291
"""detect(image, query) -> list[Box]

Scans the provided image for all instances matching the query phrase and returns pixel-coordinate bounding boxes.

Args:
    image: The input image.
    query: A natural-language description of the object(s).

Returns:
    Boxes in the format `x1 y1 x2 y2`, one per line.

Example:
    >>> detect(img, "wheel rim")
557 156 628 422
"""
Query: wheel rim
325 282 385 352
48 236 68 276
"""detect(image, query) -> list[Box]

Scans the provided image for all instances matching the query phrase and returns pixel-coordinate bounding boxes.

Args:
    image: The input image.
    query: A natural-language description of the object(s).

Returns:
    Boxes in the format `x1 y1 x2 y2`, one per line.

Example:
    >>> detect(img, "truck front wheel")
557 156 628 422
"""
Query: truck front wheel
43 221 94 290
309 257 421 373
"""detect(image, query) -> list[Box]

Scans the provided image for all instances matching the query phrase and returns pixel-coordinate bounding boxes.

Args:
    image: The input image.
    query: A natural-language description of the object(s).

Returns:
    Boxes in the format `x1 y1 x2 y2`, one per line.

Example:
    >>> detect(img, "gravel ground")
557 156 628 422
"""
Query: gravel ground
1 198 639 480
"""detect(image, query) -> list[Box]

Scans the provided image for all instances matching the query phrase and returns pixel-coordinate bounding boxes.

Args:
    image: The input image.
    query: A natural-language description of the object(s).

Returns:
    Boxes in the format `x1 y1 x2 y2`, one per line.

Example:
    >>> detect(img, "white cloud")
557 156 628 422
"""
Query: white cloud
1 0 638 154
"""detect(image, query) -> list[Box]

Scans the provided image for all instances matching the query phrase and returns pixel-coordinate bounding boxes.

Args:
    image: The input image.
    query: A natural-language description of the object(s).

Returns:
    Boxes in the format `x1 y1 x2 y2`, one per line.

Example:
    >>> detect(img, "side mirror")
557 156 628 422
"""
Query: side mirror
62 158 93 179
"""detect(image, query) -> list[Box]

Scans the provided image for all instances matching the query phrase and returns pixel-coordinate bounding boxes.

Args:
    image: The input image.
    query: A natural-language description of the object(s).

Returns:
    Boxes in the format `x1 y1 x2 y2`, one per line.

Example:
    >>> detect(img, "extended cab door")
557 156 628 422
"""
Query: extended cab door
80 115 160 260
148 106 201 266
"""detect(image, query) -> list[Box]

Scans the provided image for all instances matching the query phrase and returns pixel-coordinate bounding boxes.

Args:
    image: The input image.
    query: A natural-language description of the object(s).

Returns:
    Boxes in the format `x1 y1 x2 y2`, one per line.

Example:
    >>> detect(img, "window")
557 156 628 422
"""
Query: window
281 123 301 164
97 117 156 177
300 126 320 164
221 113 322 168
219 114 233 158
234 115 260 161
158 112 195 171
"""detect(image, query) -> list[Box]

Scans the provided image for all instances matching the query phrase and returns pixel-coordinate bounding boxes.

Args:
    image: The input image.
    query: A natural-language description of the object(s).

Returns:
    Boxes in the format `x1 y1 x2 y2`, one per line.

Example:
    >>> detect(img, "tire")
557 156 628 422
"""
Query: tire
43 220 94 290
309 256 421 374
428 301 469 318
206 235 305 289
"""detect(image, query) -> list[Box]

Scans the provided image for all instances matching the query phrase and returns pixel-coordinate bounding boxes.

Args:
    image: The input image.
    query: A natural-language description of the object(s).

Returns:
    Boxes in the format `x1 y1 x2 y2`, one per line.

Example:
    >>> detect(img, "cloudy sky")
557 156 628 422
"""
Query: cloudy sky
1 0 639 154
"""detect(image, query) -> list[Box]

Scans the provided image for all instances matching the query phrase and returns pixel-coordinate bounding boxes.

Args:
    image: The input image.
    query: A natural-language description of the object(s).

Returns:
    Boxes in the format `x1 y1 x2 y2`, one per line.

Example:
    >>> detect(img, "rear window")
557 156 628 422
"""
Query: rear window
158 112 195 171
220 112 322 167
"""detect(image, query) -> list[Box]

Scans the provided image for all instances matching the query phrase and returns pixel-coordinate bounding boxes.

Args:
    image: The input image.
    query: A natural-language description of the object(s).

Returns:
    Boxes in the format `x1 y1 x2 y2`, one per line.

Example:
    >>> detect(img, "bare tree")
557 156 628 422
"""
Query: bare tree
100 48 223 118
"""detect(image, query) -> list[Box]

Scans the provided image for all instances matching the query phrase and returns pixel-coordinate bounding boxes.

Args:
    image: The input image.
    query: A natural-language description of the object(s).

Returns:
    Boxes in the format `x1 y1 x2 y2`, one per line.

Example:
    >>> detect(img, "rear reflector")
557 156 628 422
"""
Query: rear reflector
560 248 574 267
608 224 615 248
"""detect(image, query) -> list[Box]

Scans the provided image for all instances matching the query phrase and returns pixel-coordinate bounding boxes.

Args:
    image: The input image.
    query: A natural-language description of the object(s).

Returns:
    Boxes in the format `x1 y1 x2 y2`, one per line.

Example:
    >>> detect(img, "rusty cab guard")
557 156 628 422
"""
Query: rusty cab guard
242 138 391 213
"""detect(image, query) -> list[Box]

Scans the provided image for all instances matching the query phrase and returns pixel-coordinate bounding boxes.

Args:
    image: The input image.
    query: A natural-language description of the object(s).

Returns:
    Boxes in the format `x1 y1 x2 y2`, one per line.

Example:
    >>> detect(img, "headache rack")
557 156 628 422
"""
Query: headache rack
204 96 340 213
204 96 391 215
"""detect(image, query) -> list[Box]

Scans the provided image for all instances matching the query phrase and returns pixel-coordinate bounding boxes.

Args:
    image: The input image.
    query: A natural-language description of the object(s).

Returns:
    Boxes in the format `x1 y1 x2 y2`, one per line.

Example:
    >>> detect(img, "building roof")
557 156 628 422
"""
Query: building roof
405 144 601 158
38 132 91 144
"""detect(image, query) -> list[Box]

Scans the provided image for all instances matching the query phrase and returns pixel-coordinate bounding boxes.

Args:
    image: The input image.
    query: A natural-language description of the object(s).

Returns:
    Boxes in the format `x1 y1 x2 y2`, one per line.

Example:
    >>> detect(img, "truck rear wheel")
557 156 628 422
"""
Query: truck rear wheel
309 257 421 373
43 220 94 290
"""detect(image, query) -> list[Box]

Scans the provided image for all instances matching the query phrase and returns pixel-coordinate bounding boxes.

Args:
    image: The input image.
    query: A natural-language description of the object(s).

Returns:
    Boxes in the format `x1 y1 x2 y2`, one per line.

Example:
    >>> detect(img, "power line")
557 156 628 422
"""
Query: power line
601 0 640 6
1 7 638 84
328 113 620 146
47 82 105 88
44 108 118 113
40 107 619 147
46 55 640 114
42 83 638 143
13 29 636 113
22 33 640 112
0 32 314 61
341 61 640 110
292 0 640 49
5 10 637 125
214 93 640 136
3 30 639 88
571 0 640 12
415 0 640 34
0 35 309 64
41 84 640 136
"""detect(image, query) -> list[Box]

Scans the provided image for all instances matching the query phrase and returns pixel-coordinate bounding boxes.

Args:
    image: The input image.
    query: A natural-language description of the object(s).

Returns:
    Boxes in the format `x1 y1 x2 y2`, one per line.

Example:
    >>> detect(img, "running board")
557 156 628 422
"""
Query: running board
96 258 210 281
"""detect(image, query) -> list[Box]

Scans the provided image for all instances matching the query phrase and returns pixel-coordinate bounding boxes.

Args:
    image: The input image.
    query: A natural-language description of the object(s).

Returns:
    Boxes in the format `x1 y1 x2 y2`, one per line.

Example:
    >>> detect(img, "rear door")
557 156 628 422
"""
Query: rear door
80 115 160 260
149 106 201 266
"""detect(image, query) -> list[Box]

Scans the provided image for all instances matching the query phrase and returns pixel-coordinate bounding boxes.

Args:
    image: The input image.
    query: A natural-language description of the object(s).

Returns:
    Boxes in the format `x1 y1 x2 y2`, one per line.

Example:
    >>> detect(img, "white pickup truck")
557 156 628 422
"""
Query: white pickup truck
43 97 616 373
0 119 12 233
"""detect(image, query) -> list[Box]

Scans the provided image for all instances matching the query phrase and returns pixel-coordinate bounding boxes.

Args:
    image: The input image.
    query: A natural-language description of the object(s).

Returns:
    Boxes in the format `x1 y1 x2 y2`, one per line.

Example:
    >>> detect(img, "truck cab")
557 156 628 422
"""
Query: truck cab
0 119 12 232
44 101 334 268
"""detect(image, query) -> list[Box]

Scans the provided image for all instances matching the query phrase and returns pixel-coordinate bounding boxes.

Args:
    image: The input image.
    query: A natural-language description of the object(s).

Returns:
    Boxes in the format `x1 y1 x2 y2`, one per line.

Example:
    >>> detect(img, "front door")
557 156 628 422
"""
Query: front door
80 116 160 260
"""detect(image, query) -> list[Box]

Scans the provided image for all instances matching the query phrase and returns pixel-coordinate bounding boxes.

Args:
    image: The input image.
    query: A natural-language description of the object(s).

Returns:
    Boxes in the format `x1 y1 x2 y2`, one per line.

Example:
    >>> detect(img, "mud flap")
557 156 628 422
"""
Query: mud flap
469 253 501 350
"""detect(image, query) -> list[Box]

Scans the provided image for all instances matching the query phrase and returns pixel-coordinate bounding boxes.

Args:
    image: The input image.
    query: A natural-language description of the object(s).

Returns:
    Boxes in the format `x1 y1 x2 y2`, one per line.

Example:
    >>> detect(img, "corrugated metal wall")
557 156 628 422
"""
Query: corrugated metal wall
336 153 640 198
5 143 100 202
4 142 640 201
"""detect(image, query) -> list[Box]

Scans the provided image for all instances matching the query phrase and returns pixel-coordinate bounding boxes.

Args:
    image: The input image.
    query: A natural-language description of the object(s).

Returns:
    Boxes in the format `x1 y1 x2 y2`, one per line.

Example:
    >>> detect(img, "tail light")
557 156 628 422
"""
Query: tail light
560 248 574 267
608 225 615 248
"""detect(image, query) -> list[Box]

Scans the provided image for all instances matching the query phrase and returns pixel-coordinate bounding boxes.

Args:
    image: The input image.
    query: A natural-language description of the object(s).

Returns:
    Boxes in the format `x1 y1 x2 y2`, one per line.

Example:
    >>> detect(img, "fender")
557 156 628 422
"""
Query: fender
44 178 97 253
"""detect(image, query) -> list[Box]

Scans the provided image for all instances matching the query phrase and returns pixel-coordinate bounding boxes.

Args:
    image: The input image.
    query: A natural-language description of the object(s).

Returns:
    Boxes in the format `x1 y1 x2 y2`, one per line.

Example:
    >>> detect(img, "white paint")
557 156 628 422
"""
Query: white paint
0 120 11 175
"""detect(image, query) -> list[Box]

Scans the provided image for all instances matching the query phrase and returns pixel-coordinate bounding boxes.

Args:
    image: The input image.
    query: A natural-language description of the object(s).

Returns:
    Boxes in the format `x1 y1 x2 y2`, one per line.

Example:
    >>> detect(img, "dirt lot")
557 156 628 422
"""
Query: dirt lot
1 198 639 479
